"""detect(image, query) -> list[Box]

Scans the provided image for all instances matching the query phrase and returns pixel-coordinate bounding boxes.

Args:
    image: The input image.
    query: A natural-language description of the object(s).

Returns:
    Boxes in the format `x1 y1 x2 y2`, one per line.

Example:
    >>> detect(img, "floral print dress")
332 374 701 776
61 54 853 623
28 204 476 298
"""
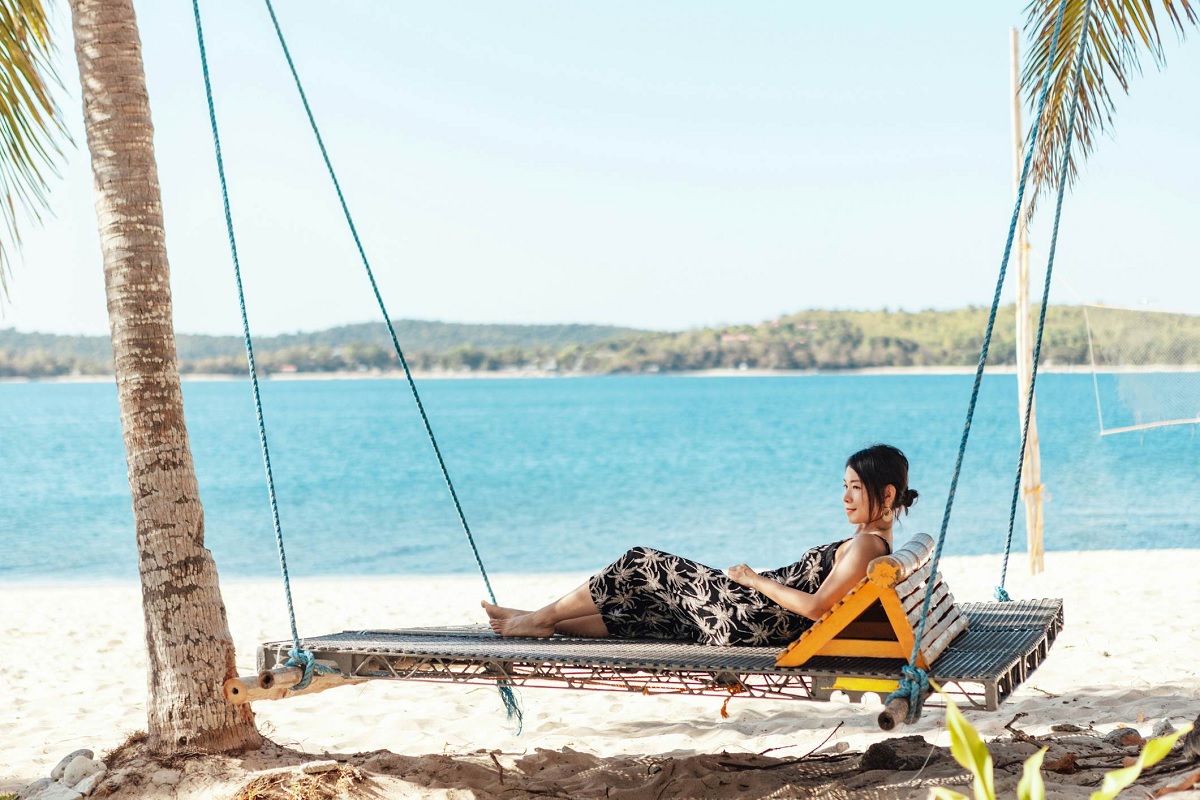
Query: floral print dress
588 541 866 646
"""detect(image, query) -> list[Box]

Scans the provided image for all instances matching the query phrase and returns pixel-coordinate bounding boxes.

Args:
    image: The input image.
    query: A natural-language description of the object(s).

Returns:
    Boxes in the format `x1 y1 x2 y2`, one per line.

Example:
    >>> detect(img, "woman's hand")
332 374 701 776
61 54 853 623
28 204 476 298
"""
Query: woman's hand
726 564 760 589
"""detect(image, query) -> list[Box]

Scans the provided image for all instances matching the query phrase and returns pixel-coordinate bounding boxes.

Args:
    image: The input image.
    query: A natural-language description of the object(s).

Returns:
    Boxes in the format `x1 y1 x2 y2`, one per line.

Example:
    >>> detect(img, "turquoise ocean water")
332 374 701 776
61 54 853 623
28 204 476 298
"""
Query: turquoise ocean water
1 373 1196 581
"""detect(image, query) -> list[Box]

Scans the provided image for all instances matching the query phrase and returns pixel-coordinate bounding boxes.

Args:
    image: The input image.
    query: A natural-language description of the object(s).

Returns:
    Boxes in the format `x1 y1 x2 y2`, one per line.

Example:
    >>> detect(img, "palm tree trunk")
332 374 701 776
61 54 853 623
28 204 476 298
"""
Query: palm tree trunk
69 0 260 754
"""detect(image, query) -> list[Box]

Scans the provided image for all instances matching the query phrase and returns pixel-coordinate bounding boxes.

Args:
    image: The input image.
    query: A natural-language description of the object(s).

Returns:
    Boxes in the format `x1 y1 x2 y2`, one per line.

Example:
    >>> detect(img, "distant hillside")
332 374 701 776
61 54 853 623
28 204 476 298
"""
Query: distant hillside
4 307 1197 378
0 320 643 377
178 320 646 359
562 305 1200 373
561 307 1090 373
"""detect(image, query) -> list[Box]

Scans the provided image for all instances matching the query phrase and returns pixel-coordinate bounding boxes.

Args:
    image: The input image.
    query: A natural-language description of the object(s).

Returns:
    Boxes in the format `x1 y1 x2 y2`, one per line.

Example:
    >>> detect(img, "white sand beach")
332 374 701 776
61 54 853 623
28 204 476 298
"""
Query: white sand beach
4 549 1200 798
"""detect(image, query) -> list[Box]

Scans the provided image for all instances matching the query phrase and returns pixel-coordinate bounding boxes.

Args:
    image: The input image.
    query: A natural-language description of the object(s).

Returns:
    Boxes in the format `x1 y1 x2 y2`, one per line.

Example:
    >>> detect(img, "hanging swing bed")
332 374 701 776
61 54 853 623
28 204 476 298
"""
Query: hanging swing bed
198 0 1082 731
241 534 1062 732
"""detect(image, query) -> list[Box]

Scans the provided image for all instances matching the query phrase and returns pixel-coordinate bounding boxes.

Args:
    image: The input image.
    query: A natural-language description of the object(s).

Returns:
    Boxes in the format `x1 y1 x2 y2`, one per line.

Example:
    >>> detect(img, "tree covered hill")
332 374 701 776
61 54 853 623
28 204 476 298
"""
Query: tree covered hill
571 305 1199 373
3 306 1197 378
0 320 644 377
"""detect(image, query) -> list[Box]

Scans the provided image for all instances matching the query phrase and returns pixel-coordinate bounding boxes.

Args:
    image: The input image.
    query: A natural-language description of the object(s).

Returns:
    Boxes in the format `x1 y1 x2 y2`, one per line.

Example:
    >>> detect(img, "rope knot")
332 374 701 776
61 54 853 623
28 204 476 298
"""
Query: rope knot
285 647 318 690
994 586 1012 602
885 664 930 724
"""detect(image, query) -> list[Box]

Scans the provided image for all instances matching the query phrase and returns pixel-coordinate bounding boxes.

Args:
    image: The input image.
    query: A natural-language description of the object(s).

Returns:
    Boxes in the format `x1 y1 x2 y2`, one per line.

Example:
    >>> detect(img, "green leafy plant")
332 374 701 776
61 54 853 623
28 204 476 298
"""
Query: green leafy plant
930 687 1191 800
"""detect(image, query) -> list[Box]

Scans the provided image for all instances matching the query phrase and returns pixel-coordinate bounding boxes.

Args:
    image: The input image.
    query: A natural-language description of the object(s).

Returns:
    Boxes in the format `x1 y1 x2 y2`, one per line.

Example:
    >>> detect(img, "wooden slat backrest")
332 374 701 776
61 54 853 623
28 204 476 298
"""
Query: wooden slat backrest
866 532 935 588
775 532 968 669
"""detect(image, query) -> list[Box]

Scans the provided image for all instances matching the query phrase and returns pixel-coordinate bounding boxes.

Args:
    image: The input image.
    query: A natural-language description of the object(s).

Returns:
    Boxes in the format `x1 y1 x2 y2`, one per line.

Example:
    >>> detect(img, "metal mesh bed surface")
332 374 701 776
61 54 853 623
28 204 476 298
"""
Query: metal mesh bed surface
258 598 1062 710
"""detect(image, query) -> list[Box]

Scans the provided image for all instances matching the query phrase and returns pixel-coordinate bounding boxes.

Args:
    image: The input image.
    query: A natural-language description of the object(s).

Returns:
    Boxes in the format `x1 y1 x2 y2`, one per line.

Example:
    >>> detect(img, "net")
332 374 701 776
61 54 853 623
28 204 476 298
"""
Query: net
1083 304 1200 435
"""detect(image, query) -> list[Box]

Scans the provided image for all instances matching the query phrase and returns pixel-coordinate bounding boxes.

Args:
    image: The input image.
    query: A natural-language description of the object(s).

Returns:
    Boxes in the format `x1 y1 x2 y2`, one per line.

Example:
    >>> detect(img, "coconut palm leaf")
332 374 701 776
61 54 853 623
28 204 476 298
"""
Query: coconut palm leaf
0 0 67 296
1021 0 1197 217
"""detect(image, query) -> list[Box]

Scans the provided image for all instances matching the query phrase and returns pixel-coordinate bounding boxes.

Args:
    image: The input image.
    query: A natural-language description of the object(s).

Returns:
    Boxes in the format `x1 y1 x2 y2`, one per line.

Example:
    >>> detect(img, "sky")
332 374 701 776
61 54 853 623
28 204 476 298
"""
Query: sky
3 1 1198 337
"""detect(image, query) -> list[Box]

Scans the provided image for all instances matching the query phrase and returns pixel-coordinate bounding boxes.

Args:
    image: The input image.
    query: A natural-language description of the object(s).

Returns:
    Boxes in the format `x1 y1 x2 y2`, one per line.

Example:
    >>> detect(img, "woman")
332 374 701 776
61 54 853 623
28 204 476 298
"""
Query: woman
484 443 918 647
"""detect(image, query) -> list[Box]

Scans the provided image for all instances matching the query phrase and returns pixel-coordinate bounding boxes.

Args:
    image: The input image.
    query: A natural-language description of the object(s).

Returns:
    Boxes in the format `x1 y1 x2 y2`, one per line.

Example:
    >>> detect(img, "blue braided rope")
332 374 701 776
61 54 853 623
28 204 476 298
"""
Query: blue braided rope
285 648 336 691
259 0 520 725
889 665 929 723
998 0 1096 600
258 0 497 604
191 0 317 689
885 0 1075 723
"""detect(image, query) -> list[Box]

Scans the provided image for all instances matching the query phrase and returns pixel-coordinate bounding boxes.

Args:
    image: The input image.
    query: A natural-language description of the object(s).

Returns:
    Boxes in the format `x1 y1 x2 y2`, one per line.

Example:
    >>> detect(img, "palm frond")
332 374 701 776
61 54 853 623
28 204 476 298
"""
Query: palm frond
0 0 68 297
1021 0 1198 217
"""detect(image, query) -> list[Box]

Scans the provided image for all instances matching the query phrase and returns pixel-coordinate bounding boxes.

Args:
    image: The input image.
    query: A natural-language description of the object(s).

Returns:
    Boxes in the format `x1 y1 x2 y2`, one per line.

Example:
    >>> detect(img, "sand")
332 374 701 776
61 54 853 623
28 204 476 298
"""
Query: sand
4 549 1200 798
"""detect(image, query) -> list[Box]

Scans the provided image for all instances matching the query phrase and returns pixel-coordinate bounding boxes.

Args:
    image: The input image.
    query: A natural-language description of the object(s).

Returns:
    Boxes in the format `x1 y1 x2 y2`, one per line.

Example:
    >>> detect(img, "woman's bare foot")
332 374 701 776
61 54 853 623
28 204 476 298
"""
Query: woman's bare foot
481 600 530 621
491 612 556 638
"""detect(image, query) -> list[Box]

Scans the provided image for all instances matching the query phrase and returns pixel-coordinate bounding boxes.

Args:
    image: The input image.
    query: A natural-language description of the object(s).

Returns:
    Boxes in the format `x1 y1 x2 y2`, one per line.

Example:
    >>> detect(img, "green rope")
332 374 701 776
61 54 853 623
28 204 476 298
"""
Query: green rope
191 0 321 689
885 0 1090 723
998 0 1096 600
257 0 521 725
257 0 500 604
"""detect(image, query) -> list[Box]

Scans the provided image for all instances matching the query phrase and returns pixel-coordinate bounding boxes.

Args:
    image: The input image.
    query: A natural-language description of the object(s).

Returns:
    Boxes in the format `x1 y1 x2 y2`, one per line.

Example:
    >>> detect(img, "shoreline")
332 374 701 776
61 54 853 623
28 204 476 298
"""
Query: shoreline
6 545 1200 587
5 364 1198 385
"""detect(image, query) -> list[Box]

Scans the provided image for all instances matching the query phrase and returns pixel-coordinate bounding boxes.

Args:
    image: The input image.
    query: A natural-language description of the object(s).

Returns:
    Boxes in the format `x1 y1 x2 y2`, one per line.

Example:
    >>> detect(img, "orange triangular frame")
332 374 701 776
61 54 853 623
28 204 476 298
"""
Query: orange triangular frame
774 576 930 669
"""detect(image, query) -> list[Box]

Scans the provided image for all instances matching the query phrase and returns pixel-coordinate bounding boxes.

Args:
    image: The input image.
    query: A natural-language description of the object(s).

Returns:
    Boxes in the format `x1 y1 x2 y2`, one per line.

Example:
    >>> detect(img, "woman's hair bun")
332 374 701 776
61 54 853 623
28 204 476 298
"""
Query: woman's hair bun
900 488 919 508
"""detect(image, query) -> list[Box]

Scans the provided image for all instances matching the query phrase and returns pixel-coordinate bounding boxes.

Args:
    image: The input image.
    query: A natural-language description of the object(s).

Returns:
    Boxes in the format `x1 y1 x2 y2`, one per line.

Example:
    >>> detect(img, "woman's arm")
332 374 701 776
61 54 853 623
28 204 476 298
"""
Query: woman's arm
727 537 885 620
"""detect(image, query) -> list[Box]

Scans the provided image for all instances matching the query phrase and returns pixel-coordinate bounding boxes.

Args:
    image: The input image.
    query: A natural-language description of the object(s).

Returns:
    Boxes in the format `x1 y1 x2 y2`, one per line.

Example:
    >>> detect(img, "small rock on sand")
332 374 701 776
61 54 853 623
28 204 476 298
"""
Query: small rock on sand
49 751 93 782
15 778 53 800
1102 728 1145 747
861 735 940 771
61 757 103 789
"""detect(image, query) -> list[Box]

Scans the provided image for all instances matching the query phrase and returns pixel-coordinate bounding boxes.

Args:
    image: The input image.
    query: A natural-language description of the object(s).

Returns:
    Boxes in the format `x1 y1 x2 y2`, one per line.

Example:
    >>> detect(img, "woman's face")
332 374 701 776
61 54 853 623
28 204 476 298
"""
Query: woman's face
843 466 873 525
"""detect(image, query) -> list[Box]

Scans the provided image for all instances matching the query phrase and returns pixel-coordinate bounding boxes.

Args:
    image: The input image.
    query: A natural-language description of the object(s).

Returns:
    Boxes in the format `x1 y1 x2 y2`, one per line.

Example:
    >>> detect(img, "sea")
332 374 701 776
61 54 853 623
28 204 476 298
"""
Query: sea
1 373 1197 582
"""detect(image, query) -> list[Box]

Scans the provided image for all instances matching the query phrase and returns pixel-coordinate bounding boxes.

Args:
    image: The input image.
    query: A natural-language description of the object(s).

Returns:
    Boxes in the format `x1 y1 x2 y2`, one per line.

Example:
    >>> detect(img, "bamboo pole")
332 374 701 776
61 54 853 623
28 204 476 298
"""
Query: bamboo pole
223 672 367 705
878 696 916 731
258 666 303 690
1011 27 1045 574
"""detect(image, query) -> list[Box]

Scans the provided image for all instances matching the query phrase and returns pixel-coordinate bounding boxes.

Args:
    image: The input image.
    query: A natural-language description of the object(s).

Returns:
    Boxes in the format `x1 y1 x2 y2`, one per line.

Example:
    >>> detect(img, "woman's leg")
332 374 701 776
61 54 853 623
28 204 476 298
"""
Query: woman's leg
483 603 609 637
482 602 606 636
480 602 530 621
484 547 701 639
553 614 609 638
488 581 605 638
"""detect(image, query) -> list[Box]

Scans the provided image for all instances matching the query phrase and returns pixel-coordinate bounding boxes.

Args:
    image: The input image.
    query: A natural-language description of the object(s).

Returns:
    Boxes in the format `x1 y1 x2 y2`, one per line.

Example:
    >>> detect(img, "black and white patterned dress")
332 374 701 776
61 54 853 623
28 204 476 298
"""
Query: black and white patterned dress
588 540 874 646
